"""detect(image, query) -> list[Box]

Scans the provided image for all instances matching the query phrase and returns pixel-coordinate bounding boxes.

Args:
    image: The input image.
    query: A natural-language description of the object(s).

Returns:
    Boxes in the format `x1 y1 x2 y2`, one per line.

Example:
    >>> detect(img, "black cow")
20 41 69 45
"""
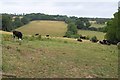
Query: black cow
109 40 119 45
63 36 67 37
91 39 99 43
99 40 111 45
80 36 86 39
35 33 39 36
13 31 23 40
77 39 82 42
99 40 104 44
46 35 49 37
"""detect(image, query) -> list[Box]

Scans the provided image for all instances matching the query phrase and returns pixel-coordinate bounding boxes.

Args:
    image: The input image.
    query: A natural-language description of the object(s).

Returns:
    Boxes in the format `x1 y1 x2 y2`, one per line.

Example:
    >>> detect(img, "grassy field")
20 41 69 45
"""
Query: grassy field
90 23 106 28
2 34 118 78
78 30 105 40
1 20 118 78
16 20 67 37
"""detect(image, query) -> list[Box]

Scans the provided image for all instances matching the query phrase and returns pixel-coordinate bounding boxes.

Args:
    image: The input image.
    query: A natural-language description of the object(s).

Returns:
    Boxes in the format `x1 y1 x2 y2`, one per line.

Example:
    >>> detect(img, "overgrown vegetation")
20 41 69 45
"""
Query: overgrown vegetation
105 10 120 44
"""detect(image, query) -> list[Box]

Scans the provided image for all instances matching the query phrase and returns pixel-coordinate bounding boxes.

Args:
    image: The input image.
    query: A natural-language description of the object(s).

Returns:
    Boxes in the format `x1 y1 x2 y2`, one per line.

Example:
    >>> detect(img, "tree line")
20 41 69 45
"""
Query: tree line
1 13 109 32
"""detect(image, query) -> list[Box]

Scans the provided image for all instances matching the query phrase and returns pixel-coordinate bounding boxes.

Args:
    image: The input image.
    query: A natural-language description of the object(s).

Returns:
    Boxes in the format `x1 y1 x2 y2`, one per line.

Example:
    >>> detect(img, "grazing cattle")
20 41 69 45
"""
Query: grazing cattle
91 39 99 43
63 36 67 37
109 41 119 45
99 40 111 45
13 31 23 40
46 35 49 37
80 36 86 39
99 40 104 44
104 40 111 45
77 39 82 42
35 33 39 36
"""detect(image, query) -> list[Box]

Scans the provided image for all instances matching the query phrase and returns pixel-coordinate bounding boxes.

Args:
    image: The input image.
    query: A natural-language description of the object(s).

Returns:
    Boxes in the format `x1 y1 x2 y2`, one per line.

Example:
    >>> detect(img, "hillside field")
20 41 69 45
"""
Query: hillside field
16 20 67 37
16 20 105 40
2 34 118 78
78 30 105 40
90 23 106 28
1 20 118 78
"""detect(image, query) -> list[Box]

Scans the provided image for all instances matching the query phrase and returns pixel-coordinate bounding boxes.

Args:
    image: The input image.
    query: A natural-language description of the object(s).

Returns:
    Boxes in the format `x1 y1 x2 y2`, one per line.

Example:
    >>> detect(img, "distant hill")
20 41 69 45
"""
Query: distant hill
16 20 67 37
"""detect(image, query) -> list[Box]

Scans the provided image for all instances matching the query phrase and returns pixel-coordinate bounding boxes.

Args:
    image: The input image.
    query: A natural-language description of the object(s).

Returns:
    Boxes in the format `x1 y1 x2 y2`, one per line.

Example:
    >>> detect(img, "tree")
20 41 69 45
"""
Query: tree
105 11 120 43
13 17 23 28
21 16 30 25
2 14 13 31
116 10 120 41
75 19 84 29
75 18 91 29
65 22 78 38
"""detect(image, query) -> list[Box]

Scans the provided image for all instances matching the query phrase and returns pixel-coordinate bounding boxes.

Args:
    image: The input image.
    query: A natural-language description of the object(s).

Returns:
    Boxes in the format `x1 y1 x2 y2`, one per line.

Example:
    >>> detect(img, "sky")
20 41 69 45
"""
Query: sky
0 0 119 18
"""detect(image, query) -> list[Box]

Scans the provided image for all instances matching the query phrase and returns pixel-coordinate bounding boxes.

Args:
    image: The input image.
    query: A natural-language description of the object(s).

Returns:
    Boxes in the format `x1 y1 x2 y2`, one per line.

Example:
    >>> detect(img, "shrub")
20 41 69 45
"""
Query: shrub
90 36 98 43
65 22 78 38
86 35 90 40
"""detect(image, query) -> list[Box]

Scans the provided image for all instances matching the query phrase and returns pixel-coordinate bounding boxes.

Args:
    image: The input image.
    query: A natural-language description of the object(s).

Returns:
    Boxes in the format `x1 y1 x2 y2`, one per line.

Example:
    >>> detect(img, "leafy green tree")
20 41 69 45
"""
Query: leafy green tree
105 11 120 42
21 16 30 25
75 18 91 29
2 14 13 31
13 17 23 28
75 19 84 29
116 10 120 41
67 22 78 34
65 22 78 38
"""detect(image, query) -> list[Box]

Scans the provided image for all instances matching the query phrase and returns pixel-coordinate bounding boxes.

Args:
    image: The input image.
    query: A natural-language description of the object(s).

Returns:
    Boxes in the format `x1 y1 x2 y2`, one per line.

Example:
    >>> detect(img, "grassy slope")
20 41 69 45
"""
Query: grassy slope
78 30 105 40
90 23 106 28
16 20 67 37
2 36 118 78
16 20 105 40
1 21 118 78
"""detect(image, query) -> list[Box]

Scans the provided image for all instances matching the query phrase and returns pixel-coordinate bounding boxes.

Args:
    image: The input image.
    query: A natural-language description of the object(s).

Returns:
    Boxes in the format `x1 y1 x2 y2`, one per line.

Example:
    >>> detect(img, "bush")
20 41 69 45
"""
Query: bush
65 31 73 38
86 35 90 40
65 22 78 38
90 36 98 43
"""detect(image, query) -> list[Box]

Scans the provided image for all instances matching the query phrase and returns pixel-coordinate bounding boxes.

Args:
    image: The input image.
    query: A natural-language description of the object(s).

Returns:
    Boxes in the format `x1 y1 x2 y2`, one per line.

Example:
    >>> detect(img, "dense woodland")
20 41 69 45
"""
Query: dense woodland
1 11 120 43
